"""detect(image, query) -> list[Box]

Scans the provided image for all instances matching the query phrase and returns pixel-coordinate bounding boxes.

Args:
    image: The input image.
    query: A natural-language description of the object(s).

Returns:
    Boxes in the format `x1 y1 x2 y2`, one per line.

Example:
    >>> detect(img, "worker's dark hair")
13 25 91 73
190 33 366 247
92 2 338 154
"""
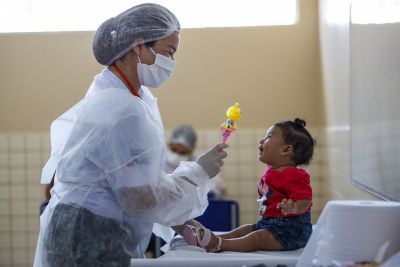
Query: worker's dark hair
144 41 156 47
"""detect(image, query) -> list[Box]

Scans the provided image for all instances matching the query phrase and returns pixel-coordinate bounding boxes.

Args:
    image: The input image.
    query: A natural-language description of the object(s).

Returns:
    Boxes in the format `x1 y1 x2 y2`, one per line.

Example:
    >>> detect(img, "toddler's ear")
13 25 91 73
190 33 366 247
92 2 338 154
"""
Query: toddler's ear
281 145 293 156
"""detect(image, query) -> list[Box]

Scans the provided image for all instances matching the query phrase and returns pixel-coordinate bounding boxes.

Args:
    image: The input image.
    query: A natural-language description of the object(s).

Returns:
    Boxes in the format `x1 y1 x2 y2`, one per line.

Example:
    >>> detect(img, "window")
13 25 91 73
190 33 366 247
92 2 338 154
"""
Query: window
0 0 298 33
351 0 400 24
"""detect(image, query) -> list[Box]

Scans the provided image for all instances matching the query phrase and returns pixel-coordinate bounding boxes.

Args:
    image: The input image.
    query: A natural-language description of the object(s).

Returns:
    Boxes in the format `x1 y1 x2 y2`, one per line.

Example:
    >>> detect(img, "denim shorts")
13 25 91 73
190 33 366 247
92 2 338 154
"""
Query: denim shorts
252 212 312 251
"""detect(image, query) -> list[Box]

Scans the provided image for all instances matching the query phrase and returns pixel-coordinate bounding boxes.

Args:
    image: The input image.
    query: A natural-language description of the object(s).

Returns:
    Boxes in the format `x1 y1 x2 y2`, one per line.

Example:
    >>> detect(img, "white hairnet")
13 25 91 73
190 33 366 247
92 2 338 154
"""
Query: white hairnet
169 124 197 151
93 3 180 66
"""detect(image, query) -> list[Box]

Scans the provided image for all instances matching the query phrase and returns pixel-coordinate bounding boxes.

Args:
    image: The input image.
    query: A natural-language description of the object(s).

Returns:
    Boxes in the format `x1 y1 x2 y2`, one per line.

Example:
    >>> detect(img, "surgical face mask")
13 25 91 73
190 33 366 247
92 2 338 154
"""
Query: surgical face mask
166 150 190 170
137 47 176 88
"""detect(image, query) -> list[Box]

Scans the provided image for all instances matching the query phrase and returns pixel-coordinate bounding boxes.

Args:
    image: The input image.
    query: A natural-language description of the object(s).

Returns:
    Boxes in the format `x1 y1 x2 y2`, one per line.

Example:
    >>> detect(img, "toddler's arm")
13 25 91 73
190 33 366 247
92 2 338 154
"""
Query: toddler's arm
277 199 311 216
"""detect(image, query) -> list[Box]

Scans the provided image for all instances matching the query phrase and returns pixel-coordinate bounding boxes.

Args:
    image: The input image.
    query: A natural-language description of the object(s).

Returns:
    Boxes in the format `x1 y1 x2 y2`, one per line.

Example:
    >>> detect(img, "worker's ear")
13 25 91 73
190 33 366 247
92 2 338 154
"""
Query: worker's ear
133 45 142 57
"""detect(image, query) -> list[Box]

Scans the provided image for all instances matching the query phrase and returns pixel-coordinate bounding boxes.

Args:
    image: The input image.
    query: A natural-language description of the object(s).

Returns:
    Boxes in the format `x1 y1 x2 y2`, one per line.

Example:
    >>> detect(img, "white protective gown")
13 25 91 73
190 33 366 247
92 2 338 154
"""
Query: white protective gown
34 68 211 266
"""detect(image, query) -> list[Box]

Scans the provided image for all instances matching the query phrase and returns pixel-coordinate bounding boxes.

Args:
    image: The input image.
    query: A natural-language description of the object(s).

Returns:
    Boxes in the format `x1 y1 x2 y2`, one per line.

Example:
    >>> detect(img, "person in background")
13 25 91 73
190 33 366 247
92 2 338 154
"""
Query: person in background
183 118 315 252
166 124 226 197
165 124 197 173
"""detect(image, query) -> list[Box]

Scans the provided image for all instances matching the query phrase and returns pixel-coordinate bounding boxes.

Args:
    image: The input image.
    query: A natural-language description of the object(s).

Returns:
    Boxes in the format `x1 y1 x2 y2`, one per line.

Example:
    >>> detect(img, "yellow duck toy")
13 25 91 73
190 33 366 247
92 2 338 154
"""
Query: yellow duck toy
220 103 241 143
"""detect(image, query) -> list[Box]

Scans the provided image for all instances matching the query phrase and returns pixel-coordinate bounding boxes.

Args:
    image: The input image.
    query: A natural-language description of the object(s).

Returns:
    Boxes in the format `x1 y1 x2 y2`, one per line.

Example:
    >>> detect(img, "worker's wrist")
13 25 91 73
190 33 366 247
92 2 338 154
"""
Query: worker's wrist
173 161 209 185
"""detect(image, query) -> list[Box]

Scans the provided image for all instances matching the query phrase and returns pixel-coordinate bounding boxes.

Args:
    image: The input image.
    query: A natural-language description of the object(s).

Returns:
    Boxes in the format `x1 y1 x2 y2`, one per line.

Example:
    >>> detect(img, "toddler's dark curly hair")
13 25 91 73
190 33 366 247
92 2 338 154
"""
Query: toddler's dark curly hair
274 118 316 165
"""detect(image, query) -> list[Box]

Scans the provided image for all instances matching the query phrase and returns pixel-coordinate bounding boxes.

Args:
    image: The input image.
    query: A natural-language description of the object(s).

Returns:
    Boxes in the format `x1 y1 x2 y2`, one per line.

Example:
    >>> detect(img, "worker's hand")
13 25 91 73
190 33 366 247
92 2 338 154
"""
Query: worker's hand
277 198 297 215
196 143 228 178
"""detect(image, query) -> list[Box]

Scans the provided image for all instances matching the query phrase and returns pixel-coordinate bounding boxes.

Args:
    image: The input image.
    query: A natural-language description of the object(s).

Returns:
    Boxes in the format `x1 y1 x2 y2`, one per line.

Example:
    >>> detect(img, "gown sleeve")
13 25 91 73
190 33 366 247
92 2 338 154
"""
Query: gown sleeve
84 110 210 226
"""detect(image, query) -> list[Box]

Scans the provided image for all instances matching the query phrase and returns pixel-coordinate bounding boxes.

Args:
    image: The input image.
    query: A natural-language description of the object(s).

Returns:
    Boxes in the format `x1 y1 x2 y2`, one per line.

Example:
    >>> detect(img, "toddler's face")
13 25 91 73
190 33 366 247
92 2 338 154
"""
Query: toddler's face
258 126 286 165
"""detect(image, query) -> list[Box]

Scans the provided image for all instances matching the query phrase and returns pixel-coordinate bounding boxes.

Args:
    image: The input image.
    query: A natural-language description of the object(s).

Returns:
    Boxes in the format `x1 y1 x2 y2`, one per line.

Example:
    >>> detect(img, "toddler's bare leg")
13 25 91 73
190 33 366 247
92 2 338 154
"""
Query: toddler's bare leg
218 224 254 239
221 229 281 252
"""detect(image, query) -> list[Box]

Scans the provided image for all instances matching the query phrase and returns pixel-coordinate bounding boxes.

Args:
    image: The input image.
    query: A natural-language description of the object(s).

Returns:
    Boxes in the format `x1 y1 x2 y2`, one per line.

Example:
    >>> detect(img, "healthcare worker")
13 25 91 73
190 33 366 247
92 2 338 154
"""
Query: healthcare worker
33 3 228 266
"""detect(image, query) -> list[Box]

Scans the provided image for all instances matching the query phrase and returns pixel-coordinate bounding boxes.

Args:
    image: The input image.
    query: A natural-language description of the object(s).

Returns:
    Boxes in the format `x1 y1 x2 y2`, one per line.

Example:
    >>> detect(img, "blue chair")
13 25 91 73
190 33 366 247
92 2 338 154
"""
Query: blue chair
195 198 239 231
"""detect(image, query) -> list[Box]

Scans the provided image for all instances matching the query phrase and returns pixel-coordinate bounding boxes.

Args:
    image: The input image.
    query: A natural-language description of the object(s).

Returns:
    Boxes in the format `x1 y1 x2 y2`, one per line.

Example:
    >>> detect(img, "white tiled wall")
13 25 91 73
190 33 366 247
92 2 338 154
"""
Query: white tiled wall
324 127 375 200
0 134 49 267
0 128 326 266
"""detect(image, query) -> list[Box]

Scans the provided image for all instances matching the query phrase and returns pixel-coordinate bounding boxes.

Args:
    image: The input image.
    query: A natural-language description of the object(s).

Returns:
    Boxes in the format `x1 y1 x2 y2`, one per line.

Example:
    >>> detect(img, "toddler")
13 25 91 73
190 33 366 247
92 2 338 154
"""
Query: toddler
183 118 316 252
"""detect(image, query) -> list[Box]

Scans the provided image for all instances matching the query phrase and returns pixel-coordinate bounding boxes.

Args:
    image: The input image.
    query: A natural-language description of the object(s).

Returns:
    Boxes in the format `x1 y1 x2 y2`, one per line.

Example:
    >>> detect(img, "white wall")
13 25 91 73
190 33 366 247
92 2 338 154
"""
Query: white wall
319 0 377 200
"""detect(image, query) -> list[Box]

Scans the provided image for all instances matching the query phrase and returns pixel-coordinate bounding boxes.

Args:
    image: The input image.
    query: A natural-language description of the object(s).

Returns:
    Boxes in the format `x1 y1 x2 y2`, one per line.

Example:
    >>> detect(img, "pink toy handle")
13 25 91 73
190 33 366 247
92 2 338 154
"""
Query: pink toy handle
221 131 231 143
219 133 230 152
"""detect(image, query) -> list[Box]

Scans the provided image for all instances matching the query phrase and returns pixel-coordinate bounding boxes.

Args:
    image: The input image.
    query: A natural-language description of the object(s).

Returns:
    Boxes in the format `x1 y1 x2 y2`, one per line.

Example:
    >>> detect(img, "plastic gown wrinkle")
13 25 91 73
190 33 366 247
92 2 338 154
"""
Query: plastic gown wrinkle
112 164 209 226
34 68 211 266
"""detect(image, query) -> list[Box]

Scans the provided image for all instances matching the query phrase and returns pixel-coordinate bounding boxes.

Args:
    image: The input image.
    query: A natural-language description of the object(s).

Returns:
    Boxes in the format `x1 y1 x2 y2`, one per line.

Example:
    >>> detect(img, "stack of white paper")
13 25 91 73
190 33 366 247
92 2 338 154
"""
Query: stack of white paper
297 200 400 266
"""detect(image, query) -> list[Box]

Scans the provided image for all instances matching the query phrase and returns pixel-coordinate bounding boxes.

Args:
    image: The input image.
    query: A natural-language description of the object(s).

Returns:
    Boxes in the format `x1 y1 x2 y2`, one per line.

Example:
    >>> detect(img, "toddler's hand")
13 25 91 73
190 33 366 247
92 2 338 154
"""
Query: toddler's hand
277 198 297 215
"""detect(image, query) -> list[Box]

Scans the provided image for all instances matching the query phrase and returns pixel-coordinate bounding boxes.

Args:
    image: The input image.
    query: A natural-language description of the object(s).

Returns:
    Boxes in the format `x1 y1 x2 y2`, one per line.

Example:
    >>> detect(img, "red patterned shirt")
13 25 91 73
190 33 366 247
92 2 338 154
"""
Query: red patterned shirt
257 166 312 218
